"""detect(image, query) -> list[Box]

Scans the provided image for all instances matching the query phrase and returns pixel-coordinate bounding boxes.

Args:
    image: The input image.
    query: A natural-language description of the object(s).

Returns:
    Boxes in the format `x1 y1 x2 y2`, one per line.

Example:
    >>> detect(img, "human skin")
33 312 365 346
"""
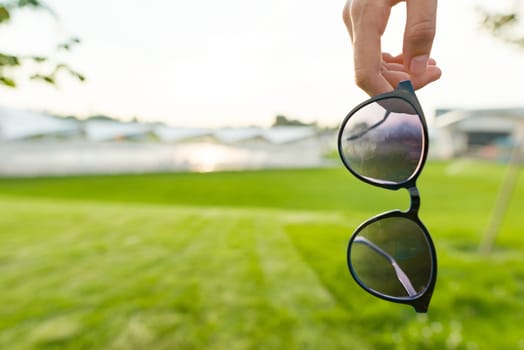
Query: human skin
342 0 442 95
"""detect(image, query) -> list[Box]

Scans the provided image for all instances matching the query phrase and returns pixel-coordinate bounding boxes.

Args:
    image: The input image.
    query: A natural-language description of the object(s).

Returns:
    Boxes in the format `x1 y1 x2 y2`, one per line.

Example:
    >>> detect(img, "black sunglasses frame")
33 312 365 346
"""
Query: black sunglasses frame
337 80 437 313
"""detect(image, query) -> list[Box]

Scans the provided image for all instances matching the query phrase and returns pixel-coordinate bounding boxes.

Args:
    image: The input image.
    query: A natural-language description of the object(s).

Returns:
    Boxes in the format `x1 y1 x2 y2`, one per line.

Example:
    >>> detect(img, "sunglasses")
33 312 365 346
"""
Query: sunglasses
337 80 437 313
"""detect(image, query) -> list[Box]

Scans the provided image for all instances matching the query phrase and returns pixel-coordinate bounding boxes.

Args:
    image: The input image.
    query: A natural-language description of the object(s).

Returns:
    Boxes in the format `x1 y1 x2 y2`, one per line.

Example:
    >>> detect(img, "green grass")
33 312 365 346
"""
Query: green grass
1 160 524 349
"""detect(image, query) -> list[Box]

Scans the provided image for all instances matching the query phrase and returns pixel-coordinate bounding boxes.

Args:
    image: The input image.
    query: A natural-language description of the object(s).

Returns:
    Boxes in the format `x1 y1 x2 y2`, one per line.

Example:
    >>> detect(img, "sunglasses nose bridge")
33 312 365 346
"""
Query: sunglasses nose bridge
407 186 420 213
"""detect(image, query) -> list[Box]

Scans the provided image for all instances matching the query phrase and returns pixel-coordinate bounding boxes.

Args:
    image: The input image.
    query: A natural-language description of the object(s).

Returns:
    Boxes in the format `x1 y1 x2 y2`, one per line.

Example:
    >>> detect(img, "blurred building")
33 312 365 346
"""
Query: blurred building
153 126 212 143
432 108 524 161
0 108 337 175
84 120 155 142
0 108 80 141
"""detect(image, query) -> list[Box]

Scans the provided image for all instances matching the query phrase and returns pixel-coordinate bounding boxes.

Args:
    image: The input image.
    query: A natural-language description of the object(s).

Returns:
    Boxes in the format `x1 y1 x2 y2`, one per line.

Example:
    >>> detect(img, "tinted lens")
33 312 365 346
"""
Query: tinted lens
348 216 433 299
339 98 425 184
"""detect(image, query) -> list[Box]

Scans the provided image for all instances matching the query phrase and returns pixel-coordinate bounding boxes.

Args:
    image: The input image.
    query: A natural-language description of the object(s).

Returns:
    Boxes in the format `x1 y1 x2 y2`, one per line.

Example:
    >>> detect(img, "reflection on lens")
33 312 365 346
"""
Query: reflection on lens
349 216 432 298
340 98 424 184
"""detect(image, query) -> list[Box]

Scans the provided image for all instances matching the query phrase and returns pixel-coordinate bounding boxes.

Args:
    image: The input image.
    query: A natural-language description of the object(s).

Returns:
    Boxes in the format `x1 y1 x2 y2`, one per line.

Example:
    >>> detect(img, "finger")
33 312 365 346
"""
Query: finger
409 65 442 89
383 62 407 72
351 0 394 94
384 53 437 67
403 0 437 75
342 1 354 41
381 70 410 90
382 53 403 64
382 65 441 91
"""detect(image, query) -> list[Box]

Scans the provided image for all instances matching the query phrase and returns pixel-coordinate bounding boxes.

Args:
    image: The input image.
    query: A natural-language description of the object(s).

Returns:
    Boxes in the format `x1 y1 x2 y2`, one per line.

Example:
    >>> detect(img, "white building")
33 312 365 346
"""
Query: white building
153 125 212 143
0 108 338 175
0 108 80 141
262 126 317 144
432 108 524 160
83 120 153 142
213 127 263 144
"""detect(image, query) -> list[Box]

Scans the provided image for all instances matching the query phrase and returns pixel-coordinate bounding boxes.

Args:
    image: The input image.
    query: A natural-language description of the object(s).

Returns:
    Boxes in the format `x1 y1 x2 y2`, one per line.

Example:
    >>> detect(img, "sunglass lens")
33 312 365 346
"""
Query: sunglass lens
348 216 433 299
339 98 425 184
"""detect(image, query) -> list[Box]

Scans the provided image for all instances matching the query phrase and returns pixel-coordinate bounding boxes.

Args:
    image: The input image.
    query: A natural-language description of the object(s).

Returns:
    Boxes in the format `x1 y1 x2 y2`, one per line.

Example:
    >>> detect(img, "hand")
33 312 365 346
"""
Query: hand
343 0 442 96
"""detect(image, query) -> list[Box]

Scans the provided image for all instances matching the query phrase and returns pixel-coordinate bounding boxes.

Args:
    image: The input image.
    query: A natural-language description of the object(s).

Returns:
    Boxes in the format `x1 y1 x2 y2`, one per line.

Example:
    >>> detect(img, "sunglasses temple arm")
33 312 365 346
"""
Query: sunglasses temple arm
346 110 392 141
391 262 417 297
353 237 417 297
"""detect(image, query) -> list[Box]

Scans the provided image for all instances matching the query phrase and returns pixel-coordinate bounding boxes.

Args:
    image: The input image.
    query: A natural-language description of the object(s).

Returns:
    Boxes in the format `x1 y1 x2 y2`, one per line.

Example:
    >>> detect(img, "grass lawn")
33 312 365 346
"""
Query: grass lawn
1 160 524 349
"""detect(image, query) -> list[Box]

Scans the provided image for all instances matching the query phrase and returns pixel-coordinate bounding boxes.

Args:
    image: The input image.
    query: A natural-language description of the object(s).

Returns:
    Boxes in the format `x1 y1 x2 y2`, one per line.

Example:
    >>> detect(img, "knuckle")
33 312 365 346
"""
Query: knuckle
405 19 436 45
348 0 364 18
354 68 375 90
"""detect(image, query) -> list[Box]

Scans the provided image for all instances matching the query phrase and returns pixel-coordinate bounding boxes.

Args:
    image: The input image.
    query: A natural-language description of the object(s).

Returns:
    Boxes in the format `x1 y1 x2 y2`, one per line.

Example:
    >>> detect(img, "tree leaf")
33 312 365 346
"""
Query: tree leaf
57 36 81 51
69 69 86 82
16 0 44 8
54 63 67 72
0 53 20 66
0 76 16 87
30 56 47 63
0 6 10 24
13 0 57 18
1 1 85 88
57 43 71 51
30 73 56 85
478 7 524 48
53 63 85 82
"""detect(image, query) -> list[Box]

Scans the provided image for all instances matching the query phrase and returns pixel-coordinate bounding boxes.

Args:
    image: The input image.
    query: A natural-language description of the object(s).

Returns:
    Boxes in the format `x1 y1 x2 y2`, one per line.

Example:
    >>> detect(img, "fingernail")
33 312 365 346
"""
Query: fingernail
410 55 429 74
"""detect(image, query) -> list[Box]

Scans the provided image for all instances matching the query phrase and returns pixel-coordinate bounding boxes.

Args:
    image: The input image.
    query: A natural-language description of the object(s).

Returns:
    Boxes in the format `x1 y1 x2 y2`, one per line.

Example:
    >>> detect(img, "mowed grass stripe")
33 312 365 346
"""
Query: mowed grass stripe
2 162 524 349
0 203 222 348
0 197 364 349
252 216 373 349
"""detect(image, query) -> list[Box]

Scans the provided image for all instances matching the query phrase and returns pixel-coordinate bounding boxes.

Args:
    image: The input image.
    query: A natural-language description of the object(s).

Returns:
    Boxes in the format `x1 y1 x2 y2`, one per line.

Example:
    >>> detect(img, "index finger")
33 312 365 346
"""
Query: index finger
350 0 394 95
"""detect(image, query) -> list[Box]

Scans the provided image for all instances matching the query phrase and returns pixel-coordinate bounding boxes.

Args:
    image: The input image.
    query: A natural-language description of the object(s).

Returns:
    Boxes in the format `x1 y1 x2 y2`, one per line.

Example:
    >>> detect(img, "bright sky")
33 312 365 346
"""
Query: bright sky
0 0 523 128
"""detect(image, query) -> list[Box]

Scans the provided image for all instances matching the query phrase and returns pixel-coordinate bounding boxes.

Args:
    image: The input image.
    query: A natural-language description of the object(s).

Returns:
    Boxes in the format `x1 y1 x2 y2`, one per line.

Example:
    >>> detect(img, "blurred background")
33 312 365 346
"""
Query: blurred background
1 0 524 349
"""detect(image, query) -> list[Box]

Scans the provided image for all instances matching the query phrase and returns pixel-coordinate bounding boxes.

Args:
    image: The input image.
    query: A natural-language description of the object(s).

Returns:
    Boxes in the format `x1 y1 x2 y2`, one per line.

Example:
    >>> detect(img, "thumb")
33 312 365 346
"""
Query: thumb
403 0 437 75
